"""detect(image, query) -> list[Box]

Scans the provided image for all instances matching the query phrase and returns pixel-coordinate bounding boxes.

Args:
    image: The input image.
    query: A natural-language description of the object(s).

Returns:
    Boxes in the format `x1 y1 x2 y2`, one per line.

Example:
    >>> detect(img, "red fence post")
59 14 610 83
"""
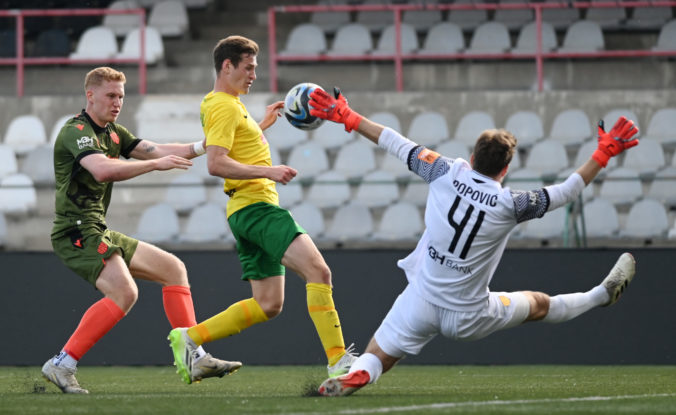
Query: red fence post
268 7 278 93
16 12 24 97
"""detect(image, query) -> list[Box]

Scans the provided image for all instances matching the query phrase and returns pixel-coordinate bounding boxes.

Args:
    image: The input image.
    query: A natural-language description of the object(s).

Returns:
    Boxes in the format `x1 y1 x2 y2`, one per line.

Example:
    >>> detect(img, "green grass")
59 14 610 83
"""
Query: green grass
1 365 675 414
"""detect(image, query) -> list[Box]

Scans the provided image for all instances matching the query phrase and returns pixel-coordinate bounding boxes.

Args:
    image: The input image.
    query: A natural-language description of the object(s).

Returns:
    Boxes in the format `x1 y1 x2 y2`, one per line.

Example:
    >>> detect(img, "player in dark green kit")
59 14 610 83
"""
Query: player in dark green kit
42 67 240 394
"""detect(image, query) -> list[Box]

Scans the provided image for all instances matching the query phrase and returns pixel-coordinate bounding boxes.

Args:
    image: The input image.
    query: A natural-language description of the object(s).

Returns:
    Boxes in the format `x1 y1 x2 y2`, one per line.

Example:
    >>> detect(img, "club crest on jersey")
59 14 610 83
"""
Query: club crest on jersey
77 136 95 149
110 132 120 144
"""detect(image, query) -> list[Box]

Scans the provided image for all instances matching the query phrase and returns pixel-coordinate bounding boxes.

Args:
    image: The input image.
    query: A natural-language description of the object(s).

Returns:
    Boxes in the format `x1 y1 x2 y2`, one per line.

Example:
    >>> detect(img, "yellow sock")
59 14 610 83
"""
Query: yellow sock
306 282 346 366
187 298 268 346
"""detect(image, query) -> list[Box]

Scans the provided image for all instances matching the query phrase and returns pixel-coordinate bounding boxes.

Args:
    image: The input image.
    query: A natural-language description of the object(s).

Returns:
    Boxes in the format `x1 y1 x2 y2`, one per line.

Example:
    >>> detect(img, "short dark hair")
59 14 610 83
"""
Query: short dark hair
213 35 259 74
471 129 517 177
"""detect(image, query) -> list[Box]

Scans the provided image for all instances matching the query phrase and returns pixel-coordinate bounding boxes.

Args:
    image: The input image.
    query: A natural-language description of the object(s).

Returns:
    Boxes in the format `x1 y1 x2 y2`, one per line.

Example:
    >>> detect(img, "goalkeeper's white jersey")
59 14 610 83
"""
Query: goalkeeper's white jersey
397 147 551 311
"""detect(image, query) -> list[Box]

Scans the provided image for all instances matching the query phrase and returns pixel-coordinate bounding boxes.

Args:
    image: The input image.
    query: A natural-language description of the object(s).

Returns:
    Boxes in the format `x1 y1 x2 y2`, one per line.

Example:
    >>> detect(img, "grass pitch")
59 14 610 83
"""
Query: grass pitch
1 365 675 414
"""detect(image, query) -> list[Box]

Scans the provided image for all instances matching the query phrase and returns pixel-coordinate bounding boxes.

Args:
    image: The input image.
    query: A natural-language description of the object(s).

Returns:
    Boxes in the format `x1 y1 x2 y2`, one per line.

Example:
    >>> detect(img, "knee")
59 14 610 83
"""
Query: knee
525 291 550 321
258 297 284 319
308 262 332 285
166 256 189 286
113 284 138 312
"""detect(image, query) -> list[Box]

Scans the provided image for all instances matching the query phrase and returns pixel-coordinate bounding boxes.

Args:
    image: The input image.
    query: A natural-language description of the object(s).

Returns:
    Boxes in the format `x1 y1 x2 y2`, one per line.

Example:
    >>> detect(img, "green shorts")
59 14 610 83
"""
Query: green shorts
51 224 139 286
228 202 306 281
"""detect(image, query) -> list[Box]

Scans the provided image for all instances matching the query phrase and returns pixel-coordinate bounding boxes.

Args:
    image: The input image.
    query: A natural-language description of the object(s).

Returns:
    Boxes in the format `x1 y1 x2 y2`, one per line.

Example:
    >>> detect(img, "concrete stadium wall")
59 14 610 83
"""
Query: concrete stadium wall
2 248 673 366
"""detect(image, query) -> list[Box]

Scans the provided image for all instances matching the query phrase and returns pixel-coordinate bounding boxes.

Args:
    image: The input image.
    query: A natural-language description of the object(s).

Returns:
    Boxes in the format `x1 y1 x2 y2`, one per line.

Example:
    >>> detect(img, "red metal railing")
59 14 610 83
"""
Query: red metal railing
0 8 147 96
269 1 676 93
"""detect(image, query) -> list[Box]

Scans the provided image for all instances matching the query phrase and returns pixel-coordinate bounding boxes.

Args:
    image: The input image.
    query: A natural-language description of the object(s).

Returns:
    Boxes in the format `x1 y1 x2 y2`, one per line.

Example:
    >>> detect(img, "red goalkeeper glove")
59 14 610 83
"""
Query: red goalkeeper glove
592 116 639 167
309 87 363 132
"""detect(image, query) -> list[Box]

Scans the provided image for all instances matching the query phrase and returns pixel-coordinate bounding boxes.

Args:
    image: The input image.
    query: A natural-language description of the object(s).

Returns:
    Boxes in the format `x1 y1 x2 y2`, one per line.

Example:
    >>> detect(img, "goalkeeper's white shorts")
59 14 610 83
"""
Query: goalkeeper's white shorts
374 284 530 358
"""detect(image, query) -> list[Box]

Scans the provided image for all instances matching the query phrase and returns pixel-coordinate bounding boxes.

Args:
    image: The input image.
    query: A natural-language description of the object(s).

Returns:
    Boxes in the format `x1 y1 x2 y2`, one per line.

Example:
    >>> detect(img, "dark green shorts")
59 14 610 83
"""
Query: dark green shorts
228 202 306 281
51 224 139 286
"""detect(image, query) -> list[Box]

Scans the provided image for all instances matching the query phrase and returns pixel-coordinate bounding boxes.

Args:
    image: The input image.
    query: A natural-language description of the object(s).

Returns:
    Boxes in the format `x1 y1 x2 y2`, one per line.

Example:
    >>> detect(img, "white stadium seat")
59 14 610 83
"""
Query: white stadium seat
579 197 619 238
418 23 464 55
311 120 355 150
0 173 37 216
148 0 189 37
504 110 544 148
327 23 373 56
598 167 643 205
403 9 443 32
180 202 231 243
306 170 351 209
525 139 569 176
493 0 534 31
447 0 488 31
103 0 142 37
621 139 665 177
286 141 329 180
465 22 511 55
521 205 567 240
643 108 676 146
325 202 374 241
310 1 351 34
511 21 557 55
134 203 179 243
372 23 418 55
368 111 402 132
0 145 18 179
279 23 326 57
276 182 303 208
647 167 676 207
3 115 47 156
290 202 325 238
21 145 54 184
435 140 471 161
542 0 579 30
333 141 377 179
374 201 423 241
164 173 207 214
407 111 449 147
546 109 592 147
70 26 118 60
50 115 74 146
354 170 399 208
585 0 626 30
622 199 669 239
116 27 165 65
454 111 496 148
652 20 676 52
558 20 604 53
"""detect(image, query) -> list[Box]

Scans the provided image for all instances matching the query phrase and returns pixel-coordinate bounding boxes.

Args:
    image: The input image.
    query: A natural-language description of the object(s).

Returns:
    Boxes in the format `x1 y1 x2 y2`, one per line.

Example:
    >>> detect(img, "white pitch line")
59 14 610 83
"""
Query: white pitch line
294 393 676 415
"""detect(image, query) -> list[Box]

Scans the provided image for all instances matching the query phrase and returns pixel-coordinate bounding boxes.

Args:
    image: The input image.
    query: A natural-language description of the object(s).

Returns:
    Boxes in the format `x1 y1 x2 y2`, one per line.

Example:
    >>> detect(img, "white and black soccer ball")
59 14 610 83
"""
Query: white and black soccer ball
284 82 325 131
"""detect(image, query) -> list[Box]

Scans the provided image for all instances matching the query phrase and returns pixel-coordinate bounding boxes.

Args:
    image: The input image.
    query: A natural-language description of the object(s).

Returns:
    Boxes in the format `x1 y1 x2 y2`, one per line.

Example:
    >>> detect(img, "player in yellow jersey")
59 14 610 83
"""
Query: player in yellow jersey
168 35 357 384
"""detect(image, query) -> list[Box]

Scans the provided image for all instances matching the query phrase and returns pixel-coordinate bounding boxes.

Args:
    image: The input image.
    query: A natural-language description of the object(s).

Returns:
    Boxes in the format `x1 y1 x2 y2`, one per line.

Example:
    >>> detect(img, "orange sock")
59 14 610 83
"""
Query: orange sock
162 285 197 328
63 297 125 361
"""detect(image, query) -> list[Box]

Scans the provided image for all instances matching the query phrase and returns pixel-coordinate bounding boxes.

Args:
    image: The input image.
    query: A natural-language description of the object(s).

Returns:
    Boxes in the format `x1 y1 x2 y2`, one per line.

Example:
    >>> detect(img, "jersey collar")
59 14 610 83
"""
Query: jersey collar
80 109 107 134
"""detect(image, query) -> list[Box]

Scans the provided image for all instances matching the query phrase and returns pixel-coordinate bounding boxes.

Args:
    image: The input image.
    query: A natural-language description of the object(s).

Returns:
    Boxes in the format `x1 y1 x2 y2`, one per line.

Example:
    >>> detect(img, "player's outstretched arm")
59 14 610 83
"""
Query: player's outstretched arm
79 152 192 183
579 116 639 184
129 139 207 161
206 145 297 184
258 101 284 131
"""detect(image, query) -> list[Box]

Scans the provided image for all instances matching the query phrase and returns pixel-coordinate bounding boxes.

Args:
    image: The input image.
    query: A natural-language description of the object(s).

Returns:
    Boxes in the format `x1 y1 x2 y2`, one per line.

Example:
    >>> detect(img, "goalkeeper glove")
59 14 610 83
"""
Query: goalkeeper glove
309 87 363 132
592 116 639 167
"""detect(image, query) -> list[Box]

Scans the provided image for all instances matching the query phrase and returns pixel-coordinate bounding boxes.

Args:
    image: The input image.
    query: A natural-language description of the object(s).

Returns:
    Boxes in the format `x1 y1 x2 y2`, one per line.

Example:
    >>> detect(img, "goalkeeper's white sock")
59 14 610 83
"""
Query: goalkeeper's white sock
349 353 382 384
542 285 609 323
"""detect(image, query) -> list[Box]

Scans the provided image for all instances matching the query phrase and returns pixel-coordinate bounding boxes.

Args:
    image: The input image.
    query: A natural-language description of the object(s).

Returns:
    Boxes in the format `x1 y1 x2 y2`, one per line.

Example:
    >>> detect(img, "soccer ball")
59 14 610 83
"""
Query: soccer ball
284 82 325 131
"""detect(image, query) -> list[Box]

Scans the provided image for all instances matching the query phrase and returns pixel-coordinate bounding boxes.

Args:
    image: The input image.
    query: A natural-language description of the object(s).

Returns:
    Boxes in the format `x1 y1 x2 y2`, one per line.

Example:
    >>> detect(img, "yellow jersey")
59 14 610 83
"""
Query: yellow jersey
201 91 278 217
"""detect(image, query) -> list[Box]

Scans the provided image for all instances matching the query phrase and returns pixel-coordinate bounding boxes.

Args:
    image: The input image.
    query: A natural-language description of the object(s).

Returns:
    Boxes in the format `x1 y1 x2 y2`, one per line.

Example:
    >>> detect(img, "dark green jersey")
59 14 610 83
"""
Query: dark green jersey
52 110 141 238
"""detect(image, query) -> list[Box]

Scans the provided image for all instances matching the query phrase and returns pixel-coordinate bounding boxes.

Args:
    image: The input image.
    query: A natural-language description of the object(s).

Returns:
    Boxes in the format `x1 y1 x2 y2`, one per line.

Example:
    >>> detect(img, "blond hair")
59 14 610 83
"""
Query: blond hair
84 67 126 91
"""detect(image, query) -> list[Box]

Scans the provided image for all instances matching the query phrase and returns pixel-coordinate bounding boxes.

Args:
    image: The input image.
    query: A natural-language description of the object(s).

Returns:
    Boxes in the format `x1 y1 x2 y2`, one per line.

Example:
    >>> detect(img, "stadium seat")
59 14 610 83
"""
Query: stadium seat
311 120 355 150
401 178 429 206
21 145 54 185
0 145 18 180
164 173 207 214
558 20 604 53
263 117 308 150
134 203 179 243
521 205 567 240
446 0 488 31
407 111 449 147
373 201 423 241
187 152 215 183
180 202 231 243
325 202 374 241
584 0 626 30
368 111 401 132
354 170 399 208
70 26 118 60
646 167 676 207
542 0 580 30
524 139 569 177
0 173 36 216
643 107 676 146
454 111 495 148
403 9 443 33
465 22 511 55
306 170 351 208
310 1 351 34
418 22 465 55
652 20 676 51
622 199 669 239
379 152 411 180
372 23 418 55
0 29 16 58
103 0 142 37
435 139 471 161
505 168 544 192
33 29 70 57
601 109 641 138
49 115 74 146
504 110 544 148
546 109 592 148
493 0 534 31
277 182 303 208
290 202 325 238
279 23 326 57
510 150 522 171
333 141 377 179
3 115 47 156
135 95 203 143
355 0 394 33
598 167 642 205
621 139 665 177
626 5 672 30
117 27 165 64
148 0 189 37
511 21 557 55
327 23 373 56
579 197 619 238
286 141 329 180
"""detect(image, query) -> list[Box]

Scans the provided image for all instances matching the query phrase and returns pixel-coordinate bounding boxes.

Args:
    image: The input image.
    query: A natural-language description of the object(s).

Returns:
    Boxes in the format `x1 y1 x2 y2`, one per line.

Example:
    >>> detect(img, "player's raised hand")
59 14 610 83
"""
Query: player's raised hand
259 100 284 131
309 87 363 132
592 116 639 167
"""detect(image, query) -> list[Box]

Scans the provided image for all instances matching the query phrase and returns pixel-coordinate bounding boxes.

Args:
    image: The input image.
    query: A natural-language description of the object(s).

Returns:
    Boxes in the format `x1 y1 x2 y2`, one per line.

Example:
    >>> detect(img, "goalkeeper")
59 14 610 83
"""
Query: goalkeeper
309 87 640 397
